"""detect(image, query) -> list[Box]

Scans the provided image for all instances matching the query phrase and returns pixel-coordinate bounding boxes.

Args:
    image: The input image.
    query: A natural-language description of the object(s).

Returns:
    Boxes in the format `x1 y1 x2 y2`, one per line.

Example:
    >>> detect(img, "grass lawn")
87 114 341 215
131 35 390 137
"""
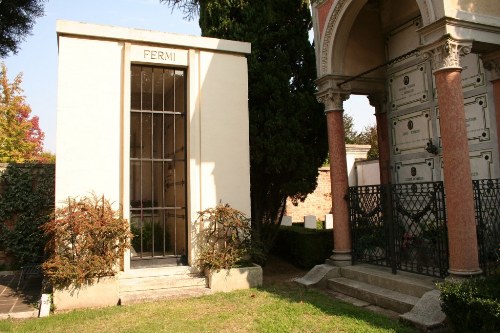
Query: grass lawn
0 283 418 333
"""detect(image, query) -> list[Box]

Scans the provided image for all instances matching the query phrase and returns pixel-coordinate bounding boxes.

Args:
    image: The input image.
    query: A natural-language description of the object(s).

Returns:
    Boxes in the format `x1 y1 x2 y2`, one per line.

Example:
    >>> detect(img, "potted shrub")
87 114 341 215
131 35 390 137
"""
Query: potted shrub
197 203 262 292
42 194 132 310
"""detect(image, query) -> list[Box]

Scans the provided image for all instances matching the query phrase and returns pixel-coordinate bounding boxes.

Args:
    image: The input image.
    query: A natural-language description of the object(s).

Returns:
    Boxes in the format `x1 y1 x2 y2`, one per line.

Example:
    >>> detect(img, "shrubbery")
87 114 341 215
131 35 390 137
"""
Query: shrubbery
439 273 500 333
271 225 333 269
0 163 55 268
197 204 264 272
42 194 132 289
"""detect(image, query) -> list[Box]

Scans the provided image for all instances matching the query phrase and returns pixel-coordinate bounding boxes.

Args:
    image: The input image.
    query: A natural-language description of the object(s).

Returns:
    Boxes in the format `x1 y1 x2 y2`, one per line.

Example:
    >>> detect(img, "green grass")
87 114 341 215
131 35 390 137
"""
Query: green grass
0 284 418 333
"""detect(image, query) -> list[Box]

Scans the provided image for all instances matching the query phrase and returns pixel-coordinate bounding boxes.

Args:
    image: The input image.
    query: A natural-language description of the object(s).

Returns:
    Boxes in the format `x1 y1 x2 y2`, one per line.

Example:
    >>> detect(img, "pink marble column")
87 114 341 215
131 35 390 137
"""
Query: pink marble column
425 39 481 277
369 95 391 185
318 91 351 266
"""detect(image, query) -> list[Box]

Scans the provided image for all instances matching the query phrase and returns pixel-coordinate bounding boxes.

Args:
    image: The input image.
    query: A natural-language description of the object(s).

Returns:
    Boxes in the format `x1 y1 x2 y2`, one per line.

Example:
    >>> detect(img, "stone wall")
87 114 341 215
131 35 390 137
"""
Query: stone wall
285 167 332 222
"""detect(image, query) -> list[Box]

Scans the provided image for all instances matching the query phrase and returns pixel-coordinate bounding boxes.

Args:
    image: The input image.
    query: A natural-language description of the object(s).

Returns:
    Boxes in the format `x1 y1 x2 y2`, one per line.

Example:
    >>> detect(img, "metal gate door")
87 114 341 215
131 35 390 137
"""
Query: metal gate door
349 182 448 278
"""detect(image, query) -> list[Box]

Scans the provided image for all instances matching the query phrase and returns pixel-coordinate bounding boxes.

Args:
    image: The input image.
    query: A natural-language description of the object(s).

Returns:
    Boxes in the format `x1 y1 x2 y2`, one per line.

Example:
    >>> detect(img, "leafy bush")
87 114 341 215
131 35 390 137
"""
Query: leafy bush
42 194 132 289
438 274 500 333
197 204 260 272
271 225 333 269
0 163 55 268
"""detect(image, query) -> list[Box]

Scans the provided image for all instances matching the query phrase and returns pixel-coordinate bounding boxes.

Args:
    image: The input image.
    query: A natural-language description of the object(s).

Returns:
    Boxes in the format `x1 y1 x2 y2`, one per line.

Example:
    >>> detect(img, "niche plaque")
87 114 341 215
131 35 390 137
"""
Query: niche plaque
388 63 429 111
392 110 432 155
395 158 435 183
436 94 490 144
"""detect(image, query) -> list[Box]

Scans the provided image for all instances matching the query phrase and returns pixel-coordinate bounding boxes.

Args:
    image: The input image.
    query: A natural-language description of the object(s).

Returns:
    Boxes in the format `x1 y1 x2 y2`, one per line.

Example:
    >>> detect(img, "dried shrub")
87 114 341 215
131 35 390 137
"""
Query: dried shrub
197 204 255 272
42 194 132 290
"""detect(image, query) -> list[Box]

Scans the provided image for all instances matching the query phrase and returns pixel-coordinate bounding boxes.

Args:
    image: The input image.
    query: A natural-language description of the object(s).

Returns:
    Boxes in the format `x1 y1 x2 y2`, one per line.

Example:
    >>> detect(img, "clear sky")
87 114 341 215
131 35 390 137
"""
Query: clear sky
3 0 374 153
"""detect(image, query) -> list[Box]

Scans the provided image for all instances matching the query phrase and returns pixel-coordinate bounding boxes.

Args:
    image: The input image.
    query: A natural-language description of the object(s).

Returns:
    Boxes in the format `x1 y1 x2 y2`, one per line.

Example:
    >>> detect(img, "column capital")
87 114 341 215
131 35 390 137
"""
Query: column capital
482 50 500 81
316 89 350 113
367 94 387 113
421 36 472 72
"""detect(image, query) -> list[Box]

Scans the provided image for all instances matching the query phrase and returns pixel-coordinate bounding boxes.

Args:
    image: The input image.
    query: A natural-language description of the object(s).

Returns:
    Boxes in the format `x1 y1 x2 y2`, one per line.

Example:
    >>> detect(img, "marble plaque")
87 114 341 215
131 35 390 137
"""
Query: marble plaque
385 18 421 64
388 63 429 111
440 151 494 180
395 158 435 183
392 110 432 155
130 45 188 66
436 94 490 144
461 53 485 92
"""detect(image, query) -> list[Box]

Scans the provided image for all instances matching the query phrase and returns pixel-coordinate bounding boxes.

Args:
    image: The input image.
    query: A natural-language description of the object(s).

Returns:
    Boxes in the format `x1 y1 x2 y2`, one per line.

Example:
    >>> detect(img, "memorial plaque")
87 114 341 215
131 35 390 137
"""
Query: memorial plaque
440 151 494 180
395 158 435 183
388 63 429 111
392 110 432 154
386 18 421 66
436 94 490 144
461 53 485 92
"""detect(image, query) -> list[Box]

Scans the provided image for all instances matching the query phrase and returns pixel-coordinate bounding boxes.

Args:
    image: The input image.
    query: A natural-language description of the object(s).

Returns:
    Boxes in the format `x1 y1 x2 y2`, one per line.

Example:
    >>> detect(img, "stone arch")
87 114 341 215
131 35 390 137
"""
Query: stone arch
320 0 433 76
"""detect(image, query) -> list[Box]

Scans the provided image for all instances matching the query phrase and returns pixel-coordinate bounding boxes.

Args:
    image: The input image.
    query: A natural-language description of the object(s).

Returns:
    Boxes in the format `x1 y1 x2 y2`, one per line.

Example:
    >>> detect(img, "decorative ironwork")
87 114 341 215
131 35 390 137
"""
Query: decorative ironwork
392 182 448 277
473 179 500 276
349 182 448 278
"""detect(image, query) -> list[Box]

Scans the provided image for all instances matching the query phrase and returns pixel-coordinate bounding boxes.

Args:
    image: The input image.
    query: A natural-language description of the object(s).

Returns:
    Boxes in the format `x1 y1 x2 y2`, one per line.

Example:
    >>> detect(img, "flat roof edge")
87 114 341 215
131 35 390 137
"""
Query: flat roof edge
56 20 251 54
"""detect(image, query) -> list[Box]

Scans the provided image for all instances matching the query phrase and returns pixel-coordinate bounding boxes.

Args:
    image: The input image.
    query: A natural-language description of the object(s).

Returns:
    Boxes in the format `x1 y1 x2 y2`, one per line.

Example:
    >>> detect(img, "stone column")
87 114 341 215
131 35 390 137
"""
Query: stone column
483 51 500 155
317 90 351 266
369 94 391 185
423 38 482 277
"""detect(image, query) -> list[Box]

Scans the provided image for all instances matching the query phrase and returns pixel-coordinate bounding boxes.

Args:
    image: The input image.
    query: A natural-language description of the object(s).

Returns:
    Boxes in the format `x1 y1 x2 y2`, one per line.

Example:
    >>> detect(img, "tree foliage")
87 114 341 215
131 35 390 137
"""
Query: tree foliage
343 114 378 159
0 63 46 162
0 0 46 57
162 0 328 256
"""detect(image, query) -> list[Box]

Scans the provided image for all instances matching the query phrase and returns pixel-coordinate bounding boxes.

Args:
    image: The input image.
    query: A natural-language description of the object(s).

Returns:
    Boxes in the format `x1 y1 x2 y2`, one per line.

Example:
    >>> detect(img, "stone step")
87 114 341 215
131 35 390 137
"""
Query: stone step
119 266 193 279
328 277 419 314
119 286 213 305
119 274 206 292
339 265 437 298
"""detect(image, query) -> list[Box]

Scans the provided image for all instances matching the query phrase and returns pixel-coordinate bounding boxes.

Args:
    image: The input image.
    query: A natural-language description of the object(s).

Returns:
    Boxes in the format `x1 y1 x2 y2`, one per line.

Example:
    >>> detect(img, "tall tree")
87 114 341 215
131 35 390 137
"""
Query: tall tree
0 63 45 162
162 0 328 255
0 0 46 57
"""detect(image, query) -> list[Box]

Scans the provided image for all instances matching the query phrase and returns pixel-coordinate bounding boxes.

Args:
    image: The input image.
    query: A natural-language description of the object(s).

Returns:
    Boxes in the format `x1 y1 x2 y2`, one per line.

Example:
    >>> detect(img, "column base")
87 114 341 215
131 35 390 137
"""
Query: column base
325 250 352 267
445 268 483 282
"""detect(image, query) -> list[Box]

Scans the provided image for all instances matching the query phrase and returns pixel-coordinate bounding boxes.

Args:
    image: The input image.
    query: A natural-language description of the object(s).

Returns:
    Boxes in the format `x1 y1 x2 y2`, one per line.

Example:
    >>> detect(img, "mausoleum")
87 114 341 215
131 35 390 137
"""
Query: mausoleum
55 20 251 307
310 0 500 278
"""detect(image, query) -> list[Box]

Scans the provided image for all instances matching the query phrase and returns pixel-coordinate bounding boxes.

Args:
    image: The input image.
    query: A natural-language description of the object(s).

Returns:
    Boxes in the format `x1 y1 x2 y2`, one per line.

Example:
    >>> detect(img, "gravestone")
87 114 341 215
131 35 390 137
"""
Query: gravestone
304 215 316 229
281 216 292 226
325 214 333 229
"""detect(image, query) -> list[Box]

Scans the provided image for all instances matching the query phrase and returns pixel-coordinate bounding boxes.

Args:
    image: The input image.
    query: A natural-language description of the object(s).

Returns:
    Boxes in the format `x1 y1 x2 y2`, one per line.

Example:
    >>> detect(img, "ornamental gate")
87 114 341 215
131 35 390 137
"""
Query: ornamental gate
349 182 448 278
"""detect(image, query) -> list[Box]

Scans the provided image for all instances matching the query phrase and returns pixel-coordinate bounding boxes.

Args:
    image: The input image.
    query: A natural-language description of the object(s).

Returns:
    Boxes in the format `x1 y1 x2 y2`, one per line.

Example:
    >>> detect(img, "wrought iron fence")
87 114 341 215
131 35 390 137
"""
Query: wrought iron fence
473 179 500 276
349 182 448 278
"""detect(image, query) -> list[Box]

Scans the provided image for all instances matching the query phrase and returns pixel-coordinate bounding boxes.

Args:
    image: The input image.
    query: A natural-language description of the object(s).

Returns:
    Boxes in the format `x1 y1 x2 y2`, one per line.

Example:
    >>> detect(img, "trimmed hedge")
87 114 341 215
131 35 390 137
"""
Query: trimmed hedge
271 225 333 269
439 274 500 333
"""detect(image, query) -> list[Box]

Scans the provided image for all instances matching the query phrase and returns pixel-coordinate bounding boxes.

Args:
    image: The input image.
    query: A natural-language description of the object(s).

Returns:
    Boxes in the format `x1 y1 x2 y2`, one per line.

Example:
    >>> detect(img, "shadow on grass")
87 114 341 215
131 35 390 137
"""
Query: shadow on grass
256 280 418 333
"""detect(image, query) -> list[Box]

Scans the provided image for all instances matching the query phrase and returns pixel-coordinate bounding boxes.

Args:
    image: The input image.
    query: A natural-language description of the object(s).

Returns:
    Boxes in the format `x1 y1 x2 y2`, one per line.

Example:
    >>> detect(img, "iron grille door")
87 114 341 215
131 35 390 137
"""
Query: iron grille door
129 65 187 262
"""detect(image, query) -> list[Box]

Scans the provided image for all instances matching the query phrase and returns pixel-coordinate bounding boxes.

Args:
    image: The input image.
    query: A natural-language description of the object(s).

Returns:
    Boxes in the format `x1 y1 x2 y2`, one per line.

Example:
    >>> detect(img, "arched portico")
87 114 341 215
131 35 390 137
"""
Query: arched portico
312 0 500 278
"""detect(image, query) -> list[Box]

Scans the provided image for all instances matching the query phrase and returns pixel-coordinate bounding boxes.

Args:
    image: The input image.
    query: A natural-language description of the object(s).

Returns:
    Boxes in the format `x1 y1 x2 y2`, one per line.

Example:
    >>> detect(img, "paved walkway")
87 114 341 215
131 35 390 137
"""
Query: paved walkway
0 272 41 319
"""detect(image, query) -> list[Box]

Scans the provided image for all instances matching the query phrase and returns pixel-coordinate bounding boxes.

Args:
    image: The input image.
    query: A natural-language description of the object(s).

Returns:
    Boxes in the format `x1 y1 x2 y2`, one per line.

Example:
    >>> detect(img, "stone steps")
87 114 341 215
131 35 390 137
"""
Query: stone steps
118 266 210 305
339 265 436 298
327 277 419 313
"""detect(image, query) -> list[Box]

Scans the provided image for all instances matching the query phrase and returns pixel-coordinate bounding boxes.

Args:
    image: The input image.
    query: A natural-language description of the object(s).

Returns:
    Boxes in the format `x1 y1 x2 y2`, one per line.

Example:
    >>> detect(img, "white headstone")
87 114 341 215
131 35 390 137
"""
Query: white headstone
325 214 333 229
39 293 51 317
281 215 292 226
304 215 316 229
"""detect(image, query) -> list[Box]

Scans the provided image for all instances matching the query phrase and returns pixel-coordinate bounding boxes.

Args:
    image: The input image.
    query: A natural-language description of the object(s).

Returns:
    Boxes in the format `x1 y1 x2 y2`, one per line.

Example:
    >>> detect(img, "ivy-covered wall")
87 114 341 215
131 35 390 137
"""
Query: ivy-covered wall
0 163 55 269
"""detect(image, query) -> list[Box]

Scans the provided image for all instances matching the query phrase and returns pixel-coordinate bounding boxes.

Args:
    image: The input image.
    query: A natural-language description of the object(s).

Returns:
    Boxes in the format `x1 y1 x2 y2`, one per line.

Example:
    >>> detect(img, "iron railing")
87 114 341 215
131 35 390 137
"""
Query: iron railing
349 182 448 278
473 179 500 276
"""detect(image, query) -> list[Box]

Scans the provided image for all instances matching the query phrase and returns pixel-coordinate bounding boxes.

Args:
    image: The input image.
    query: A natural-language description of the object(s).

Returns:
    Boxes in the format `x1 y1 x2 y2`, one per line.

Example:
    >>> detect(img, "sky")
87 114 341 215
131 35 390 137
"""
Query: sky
3 0 375 153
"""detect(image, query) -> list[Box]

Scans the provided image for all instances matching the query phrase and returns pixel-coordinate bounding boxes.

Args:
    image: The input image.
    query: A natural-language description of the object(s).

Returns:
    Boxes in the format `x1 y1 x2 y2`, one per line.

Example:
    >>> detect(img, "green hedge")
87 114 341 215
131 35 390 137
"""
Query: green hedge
439 274 500 333
271 225 333 269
